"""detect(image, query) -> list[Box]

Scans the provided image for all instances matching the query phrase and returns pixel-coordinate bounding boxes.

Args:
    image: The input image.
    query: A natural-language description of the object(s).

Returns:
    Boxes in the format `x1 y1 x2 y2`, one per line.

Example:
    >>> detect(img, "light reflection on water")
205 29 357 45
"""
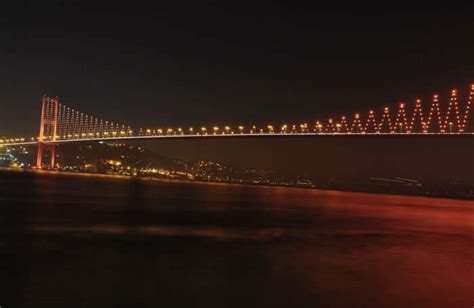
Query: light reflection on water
0 170 473 308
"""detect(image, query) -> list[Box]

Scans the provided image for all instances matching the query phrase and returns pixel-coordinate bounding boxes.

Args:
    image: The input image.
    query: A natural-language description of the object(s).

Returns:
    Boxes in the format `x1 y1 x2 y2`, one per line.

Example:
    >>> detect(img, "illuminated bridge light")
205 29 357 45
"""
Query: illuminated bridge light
325 118 335 133
365 109 377 133
377 107 392 133
339 116 349 133
350 113 362 133
393 103 409 133
408 98 425 133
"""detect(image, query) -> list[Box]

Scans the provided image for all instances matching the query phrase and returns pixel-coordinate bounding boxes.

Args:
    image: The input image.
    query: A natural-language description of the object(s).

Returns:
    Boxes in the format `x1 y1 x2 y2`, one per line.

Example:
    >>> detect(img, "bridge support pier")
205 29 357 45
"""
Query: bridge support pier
36 95 59 169
36 143 57 169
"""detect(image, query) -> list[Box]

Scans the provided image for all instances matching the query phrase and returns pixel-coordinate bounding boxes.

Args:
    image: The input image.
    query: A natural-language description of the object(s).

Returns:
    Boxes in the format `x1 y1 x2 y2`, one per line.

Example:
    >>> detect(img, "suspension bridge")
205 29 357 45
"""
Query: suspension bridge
0 85 472 169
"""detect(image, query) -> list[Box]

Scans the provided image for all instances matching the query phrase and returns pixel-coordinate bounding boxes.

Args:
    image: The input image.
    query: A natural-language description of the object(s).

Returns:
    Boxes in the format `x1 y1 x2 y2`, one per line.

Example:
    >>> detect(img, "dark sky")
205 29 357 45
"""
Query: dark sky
1 1 473 136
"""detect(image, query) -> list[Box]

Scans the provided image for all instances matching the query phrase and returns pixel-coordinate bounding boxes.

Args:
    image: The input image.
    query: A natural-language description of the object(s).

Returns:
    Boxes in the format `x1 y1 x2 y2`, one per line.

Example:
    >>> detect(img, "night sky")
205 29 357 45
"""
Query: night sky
1 1 473 136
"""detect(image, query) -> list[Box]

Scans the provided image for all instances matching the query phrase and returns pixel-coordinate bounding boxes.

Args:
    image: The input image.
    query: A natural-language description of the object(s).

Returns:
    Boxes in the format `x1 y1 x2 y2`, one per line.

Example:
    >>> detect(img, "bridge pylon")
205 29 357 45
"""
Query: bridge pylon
36 95 59 169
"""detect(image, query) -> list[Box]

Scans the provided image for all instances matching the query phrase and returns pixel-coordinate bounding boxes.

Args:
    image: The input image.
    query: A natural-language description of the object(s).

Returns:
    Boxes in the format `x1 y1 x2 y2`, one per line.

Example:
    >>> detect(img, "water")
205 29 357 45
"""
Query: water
0 170 473 307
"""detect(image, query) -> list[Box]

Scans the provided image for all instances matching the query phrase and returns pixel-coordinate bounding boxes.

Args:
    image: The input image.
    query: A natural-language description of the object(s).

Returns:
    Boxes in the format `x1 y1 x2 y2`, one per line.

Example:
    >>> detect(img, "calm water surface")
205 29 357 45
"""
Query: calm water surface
0 170 473 307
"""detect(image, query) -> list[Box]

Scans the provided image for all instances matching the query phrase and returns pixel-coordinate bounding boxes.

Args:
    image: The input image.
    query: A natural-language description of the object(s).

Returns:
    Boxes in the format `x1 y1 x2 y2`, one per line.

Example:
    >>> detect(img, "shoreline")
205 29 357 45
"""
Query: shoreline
1 167 472 202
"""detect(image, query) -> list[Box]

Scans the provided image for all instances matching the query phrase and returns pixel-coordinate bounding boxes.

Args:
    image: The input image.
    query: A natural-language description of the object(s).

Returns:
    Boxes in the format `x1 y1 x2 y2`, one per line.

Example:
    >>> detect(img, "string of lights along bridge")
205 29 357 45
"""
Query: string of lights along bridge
0 84 473 168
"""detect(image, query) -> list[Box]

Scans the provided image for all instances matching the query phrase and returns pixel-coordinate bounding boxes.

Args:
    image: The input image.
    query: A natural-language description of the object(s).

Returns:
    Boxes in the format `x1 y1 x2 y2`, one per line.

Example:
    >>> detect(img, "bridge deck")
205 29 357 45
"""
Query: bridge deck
1 132 473 147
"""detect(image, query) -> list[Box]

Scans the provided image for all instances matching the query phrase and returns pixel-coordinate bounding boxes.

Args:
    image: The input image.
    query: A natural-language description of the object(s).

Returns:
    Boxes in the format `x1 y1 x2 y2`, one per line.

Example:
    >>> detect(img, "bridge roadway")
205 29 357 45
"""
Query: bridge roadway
1 132 473 147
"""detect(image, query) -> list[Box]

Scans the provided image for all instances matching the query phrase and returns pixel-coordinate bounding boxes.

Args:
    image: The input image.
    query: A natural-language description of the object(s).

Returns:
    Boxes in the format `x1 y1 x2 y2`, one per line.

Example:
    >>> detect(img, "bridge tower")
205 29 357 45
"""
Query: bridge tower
36 95 59 169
